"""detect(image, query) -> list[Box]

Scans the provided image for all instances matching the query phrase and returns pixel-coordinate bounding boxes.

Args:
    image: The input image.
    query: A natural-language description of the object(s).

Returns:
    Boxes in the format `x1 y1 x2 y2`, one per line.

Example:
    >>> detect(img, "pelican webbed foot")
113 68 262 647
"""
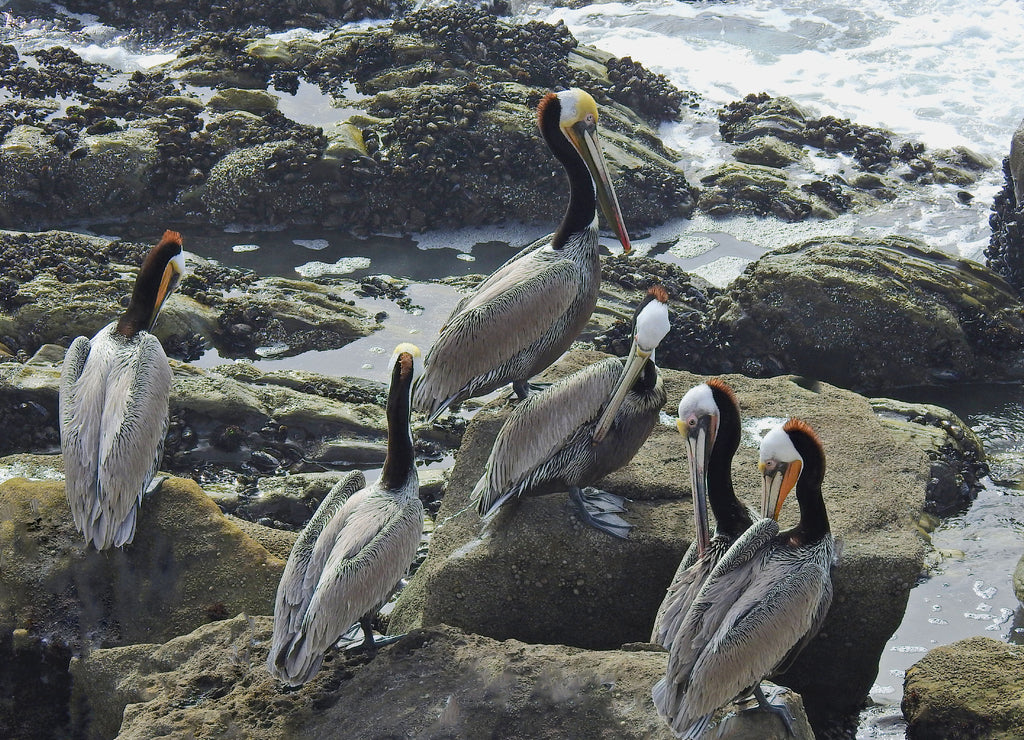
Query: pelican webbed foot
570 486 633 539
343 616 406 655
751 684 796 736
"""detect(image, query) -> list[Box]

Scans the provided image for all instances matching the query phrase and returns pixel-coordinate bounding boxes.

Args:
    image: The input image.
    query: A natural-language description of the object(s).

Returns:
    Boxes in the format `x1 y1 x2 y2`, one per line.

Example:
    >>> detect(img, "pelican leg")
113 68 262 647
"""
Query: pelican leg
345 615 406 654
569 486 632 539
752 684 795 736
511 380 552 401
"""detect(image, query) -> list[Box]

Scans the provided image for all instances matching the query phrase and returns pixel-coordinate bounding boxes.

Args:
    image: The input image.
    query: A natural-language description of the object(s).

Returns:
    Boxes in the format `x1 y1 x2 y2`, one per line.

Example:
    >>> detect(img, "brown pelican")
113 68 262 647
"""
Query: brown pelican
413 88 631 422
651 379 756 648
59 230 185 550
472 286 669 538
652 418 835 738
268 344 425 686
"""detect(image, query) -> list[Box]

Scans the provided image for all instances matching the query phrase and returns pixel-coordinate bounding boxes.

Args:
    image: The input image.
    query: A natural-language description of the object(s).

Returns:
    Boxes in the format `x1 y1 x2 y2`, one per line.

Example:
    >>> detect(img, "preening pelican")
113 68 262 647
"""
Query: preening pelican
472 286 669 539
651 379 756 648
268 344 425 686
59 230 185 550
413 88 631 422
652 418 835 739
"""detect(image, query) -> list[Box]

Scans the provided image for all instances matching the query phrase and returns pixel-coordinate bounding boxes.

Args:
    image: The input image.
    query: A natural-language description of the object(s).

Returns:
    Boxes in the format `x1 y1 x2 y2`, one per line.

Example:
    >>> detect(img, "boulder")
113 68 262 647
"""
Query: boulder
0 476 284 650
0 12 698 233
69 617 813 740
698 162 842 221
390 350 930 723
870 397 988 515
714 235 1024 392
0 356 394 481
903 637 1024 739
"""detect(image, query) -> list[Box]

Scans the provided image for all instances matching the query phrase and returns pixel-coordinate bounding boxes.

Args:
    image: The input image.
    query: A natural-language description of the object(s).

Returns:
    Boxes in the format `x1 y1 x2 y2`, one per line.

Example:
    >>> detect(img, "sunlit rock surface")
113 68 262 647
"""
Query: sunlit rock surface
70 618 812 740
0 476 283 650
390 349 930 723
903 637 1024 739
714 236 1024 392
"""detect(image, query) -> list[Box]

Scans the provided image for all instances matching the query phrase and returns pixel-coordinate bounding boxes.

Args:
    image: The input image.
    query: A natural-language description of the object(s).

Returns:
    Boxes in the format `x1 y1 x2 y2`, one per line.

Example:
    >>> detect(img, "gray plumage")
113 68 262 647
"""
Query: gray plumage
267 469 423 686
652 518 835 738
268 344 425 686
652 532 739 650
473 355 665 518
413 225 601 421
59 324 172 550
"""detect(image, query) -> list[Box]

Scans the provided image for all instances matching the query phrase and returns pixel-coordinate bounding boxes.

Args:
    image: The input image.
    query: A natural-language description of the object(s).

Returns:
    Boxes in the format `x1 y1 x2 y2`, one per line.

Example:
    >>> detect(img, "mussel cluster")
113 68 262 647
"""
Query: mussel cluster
602 55 694 123
59 0 393 35
597 255 732 374
986 158 1024 292
393 6 577 87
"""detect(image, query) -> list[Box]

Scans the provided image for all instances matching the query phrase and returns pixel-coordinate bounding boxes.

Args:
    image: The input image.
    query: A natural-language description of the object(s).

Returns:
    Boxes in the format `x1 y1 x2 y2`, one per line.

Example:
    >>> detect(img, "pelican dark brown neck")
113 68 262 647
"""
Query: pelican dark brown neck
116 234 181 338
538 94 597 249
707 383 752 538
786 427 829 545
380 353 416 491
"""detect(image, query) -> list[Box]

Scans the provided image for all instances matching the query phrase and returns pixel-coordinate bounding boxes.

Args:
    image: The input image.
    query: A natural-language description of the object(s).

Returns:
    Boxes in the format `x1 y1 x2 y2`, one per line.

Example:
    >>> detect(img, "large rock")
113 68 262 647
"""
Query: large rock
903 637 1024 739
871 397 988 515
0 476 284 650
0 354 394 482
714 236 1024 392
0 12 697 233
69 617 812 740
390 350 929 723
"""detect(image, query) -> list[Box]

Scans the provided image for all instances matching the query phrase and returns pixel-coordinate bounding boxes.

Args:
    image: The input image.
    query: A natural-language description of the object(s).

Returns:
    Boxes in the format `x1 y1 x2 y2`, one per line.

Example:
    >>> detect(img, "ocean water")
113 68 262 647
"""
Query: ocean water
3 0 1024 736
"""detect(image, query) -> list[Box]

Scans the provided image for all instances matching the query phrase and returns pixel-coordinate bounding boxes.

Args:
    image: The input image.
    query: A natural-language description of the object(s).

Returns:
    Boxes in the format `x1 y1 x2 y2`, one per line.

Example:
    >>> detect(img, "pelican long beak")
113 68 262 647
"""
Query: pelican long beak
679 414 716 557
760 459 802 521
592 340 649 444
568 120 631 253
150 251 185 329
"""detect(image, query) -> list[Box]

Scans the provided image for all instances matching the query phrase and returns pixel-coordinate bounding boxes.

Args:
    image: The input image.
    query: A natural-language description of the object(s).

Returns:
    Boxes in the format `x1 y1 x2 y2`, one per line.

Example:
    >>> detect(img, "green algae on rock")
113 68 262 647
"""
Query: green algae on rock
903 637 1024 740
713 236 1024 392
0 476 283 650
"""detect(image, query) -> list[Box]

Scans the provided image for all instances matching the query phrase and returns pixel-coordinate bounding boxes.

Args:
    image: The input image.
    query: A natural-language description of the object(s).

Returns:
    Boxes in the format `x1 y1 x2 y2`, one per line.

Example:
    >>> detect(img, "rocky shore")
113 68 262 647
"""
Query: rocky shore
0 217 1019 738
1 1 1023 738
0 4 991 236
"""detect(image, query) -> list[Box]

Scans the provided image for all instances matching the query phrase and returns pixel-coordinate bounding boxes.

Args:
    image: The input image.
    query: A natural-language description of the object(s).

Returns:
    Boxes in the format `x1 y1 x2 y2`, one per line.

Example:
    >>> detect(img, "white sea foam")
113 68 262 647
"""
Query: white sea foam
295 256 371 277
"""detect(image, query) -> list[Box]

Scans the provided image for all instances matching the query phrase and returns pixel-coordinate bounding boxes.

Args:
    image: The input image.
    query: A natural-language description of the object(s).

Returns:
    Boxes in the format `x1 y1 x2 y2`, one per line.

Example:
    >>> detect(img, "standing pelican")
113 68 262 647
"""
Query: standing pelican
651 379 756 647
652 418 835 739
268 344 425 686
413 88 631 422
472 286 669 539
59 230 185 550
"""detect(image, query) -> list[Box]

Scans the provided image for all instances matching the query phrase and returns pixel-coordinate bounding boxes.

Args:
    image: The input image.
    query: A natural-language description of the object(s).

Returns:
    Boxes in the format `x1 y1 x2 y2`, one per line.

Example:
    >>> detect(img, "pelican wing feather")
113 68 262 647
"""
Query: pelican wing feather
666 556 831 734
272 471 365 640
276 490 423 684
473 358 621 514
60 335 99 533
93 334 172 548
60 328 172 549
415 249 581 416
